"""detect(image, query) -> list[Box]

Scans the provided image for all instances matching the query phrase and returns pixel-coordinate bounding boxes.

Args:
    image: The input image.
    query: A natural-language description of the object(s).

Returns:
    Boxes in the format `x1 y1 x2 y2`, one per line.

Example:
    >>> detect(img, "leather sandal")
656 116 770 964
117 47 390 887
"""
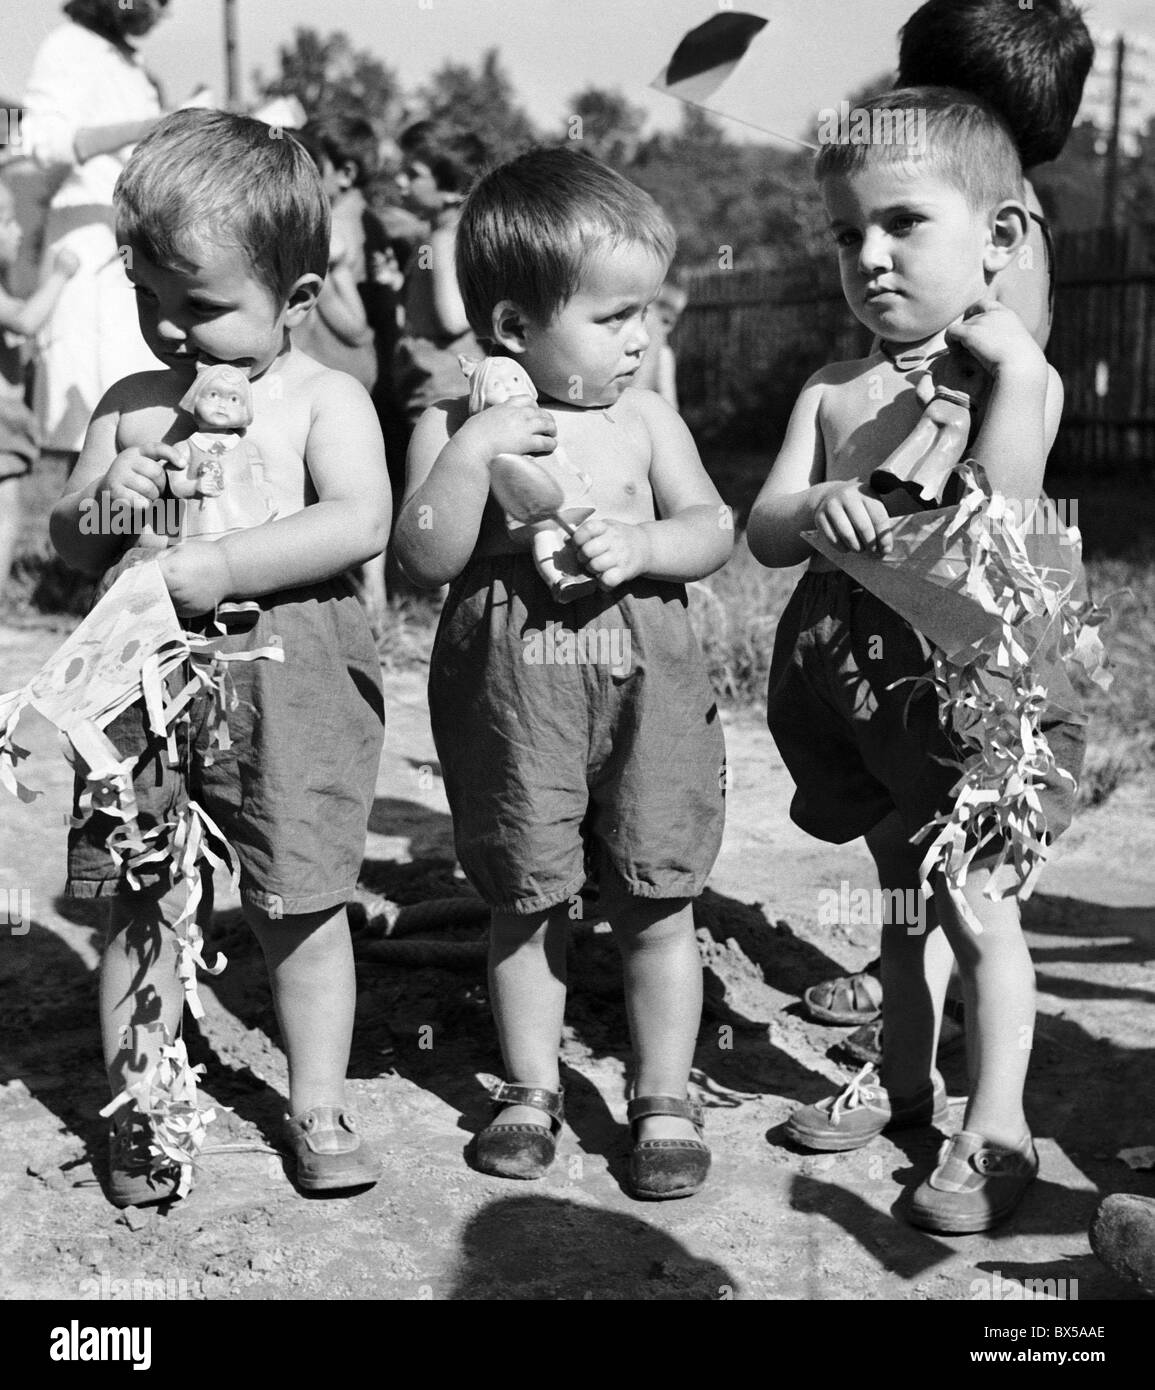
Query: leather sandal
627 1095 711 1201
803 967 883 1025
473 1082 564 1181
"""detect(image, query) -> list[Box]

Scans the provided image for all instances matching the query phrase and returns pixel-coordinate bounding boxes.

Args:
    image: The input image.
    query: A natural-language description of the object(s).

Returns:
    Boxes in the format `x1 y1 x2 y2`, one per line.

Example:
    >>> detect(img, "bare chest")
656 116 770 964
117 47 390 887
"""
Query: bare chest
819 367 927 484
549 403 654 522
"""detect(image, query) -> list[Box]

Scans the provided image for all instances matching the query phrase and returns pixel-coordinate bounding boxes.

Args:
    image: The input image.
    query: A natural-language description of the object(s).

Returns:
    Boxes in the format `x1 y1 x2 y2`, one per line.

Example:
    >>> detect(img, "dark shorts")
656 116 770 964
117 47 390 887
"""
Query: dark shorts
66 578 385 916
429 552 726 914
766 567 1085 847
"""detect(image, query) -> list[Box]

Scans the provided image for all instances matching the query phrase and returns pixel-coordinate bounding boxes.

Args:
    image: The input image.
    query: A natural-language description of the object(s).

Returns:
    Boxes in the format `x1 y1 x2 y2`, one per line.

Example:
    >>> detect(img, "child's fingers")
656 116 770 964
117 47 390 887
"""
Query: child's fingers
817 502 862 552
572 517 606 546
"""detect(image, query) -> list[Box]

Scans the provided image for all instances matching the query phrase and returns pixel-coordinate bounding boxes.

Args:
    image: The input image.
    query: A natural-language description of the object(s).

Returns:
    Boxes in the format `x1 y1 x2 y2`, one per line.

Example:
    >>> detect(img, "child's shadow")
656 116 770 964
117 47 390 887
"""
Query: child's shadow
446 1192 737 1300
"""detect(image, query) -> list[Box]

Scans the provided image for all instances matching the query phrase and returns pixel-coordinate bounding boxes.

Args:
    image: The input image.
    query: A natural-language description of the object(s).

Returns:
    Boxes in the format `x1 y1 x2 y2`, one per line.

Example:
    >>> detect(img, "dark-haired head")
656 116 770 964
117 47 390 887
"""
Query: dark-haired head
897 0 1093 167
456 145 675 344
297 113 380 189
115 109 330 303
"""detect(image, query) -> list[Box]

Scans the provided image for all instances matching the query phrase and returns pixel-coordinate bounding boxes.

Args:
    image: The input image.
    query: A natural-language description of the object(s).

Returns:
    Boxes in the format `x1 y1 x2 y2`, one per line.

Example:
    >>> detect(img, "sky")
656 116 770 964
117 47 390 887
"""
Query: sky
3 0 1153 147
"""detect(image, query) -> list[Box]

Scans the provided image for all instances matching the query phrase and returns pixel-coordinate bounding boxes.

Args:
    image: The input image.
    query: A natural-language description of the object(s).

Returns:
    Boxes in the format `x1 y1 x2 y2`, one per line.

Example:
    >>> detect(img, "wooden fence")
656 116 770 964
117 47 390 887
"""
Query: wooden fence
675 224 1155 471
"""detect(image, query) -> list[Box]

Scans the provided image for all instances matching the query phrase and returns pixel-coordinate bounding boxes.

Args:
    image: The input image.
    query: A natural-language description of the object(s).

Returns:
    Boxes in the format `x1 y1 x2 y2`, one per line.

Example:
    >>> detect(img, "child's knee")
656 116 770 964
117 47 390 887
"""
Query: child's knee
608 894 695 948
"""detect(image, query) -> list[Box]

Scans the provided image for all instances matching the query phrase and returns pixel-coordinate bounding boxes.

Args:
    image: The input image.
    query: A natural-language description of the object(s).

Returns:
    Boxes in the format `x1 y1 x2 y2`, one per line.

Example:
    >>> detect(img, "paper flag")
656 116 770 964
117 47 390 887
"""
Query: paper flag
653 11 769 104
650 10 816 149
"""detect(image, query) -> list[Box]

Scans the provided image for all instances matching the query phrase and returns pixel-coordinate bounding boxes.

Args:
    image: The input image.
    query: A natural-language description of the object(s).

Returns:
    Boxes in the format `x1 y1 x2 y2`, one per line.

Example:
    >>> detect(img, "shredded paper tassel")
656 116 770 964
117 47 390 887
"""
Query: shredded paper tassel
807 464 1111 930
0 558 283 1183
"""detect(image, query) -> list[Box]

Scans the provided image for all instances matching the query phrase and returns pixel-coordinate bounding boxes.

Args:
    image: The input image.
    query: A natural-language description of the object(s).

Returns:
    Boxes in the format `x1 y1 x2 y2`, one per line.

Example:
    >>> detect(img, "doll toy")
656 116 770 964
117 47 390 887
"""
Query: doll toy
461 354 599 603
167 362 277 541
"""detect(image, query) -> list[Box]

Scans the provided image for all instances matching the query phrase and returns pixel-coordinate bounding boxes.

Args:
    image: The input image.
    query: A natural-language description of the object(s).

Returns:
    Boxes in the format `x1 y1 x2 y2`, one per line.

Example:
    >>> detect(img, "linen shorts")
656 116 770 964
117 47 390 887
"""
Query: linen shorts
65 577 385 917
429 552 726 914
765 568 1085 847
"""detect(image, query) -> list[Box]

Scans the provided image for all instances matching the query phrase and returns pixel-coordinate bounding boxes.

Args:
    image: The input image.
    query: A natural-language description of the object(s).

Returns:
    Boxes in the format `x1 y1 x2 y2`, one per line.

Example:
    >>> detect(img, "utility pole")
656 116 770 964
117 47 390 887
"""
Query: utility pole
1101 33 1125 229
223 0 240 111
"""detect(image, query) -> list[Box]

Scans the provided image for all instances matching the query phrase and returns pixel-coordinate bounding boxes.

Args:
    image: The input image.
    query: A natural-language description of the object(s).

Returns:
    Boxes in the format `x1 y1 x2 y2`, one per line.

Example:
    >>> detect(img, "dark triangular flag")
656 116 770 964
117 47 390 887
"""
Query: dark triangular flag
654 11 768 104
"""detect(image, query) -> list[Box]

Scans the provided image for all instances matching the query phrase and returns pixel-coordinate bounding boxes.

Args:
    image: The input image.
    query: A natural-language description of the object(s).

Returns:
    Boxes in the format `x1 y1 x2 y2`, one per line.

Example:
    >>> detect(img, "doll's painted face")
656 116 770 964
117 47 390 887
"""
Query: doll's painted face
466 356 538 413
180 363 254 431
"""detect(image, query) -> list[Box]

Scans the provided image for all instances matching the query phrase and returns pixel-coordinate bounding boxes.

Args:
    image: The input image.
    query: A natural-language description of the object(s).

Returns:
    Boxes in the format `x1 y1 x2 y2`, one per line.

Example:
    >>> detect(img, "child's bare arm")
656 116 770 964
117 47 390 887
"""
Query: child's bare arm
393 397 557 588
746 371 886 567
0 249 78 337
50 380 174 575
946 298 1061 500
573 391 732 587
428 222 471 339
313 238 373 348
158 373 390 615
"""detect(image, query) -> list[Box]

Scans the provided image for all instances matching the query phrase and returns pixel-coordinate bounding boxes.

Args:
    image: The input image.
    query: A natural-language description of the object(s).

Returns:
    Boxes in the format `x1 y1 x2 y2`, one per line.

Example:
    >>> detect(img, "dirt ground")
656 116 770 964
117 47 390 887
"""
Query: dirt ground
1 621 1153 1305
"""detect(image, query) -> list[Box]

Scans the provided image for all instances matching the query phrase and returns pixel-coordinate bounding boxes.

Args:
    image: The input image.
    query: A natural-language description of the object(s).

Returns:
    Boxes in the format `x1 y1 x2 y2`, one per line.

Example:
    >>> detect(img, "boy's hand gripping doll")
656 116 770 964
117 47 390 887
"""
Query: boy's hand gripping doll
461 354 599 603
166 362 278 541
871 343 988 507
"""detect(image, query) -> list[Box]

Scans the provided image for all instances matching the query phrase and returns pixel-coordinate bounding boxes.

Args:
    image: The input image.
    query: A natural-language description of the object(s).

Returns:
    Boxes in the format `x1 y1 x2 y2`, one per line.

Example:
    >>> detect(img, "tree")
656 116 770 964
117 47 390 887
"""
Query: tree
416 49 536 165
252 27 400 128
564 87 647 165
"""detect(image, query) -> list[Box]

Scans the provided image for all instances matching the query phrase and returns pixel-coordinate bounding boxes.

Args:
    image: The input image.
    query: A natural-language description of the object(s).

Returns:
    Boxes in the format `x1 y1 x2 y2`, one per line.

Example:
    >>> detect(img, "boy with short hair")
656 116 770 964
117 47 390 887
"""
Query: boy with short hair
50 109 390 1206
747 88 1085 1232
394 146 731 1201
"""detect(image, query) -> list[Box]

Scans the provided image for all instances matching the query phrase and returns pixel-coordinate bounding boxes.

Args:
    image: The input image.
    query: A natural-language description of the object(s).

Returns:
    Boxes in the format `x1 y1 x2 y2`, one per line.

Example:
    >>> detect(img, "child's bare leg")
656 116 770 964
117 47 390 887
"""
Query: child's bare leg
604 880 702 1143
247 903 357 1114
866 811 953 1097
100 882 189 1096
933 868 1033 1149
0 474 22 594
487 905 568 1124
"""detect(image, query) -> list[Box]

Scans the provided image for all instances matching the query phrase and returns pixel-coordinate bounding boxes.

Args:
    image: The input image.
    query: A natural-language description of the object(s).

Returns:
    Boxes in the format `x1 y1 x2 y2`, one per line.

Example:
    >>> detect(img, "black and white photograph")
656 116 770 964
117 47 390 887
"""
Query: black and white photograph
0 0 1152 1338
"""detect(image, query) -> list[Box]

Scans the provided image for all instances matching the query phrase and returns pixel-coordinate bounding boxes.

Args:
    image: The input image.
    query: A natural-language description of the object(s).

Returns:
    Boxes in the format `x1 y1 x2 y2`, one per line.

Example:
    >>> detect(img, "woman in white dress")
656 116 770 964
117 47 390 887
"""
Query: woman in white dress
20 0 172 462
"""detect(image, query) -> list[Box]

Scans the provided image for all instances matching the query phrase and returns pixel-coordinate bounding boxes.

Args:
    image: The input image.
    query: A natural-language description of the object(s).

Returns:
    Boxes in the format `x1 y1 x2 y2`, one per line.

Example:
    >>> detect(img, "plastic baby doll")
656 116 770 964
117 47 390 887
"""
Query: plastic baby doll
871 341 988 507
166 362 277 540
460 354 599 602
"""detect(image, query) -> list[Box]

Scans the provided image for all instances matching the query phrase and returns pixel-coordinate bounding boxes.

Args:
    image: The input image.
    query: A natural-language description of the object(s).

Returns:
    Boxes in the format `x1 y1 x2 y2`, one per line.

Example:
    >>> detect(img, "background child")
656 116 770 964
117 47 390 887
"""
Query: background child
394 146 732 1201
50 110 390 1207
747 89 1085 1233
632 280 687 409
0 175 79 596
296 114 399 633
897 0 1094 347
804 0 1094 1039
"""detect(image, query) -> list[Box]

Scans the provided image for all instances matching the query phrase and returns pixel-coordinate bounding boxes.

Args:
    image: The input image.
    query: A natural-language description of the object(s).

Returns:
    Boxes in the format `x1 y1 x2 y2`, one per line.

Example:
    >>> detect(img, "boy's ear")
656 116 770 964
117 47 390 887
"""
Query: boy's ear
984 199 1029 276
491 299 531 354
283 272 323 328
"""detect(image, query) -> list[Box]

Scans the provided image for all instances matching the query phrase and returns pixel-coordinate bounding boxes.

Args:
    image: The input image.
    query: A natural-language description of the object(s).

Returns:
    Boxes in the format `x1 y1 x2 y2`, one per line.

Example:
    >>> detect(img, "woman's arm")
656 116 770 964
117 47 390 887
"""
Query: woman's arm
0 250 78 336
72 119 163 164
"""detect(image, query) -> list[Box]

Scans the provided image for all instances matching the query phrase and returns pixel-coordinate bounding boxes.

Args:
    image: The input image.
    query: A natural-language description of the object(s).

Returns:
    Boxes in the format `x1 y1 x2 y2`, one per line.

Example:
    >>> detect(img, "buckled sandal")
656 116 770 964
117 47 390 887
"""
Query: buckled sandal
473 1083 564 1181
627 1095 711 1201
907 1130 1039 1233
282 1106 380 1192
803 967 883 1025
